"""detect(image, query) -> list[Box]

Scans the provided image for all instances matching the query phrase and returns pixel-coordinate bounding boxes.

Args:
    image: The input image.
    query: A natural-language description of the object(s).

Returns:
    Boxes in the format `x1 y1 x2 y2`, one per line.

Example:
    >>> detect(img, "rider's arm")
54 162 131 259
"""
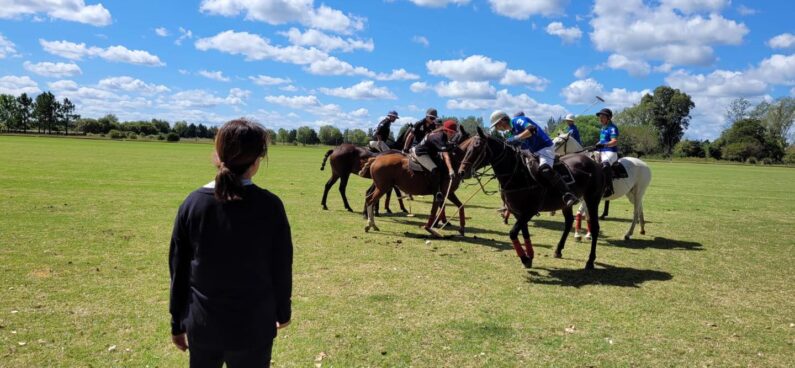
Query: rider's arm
403 132 414 151
514 123 537 140
605 138 618 147
442 152 454 174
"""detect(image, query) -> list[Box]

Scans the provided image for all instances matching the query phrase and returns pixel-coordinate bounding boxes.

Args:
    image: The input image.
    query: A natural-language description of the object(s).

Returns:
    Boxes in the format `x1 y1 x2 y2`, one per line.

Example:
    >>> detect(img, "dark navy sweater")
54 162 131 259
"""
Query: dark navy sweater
169 185 292 350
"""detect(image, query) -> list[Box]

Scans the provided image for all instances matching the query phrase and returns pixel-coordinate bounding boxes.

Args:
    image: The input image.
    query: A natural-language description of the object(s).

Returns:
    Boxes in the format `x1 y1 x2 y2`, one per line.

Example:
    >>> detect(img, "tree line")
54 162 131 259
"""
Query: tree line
2 88 792 163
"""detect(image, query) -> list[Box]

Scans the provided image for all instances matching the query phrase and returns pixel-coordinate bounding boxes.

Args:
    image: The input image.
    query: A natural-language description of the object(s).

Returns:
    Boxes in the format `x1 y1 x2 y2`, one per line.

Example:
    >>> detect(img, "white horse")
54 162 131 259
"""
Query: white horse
552 132 652 241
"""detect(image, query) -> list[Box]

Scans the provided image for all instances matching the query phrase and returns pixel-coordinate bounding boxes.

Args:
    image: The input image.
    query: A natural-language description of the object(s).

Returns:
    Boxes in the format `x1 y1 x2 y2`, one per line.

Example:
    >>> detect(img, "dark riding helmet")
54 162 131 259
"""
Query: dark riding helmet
596 108 613 118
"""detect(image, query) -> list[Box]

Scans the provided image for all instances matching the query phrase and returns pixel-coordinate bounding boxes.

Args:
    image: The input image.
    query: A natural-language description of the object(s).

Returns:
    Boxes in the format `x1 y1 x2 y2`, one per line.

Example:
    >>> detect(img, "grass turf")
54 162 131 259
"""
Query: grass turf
1 135 793 367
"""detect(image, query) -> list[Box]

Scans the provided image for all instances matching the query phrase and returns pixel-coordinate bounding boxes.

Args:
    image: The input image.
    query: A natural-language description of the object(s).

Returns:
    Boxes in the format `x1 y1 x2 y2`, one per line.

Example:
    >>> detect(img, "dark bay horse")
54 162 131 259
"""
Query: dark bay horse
458 128 604 270
320 144 407 213
361 136 481 237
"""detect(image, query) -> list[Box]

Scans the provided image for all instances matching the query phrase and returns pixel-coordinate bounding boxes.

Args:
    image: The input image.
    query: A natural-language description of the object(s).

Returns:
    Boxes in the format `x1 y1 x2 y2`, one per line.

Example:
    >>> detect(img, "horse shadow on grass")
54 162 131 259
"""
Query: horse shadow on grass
606 237 703 251
386 217 506 238
524 262 672 288
397 231 540 252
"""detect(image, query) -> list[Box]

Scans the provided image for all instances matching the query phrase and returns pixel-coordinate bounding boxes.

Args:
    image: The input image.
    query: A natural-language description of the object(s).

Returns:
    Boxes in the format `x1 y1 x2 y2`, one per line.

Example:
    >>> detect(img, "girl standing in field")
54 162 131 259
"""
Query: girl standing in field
169 119 292 367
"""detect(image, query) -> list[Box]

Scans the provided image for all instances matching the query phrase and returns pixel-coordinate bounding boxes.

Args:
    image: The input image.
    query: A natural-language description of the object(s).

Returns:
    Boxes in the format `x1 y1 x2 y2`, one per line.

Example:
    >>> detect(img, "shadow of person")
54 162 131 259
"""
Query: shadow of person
606 237 703 251
524 262 672 288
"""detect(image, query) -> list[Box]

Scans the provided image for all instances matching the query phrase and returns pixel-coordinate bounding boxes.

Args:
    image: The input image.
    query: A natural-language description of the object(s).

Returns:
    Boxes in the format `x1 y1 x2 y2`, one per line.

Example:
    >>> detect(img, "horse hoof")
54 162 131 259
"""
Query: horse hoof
401 209 409 214
386 209 393 214
624 235 631 240
574 235 582 242
554 252 562 259
372 225 380 232
346 207 353 212
599 215 607 220
458 229 465 237
425 227 442 238
640 230 646 235
585 262 595 270
322 205 328 210
585 233 592 240
520 256 533 268
364 225 370 232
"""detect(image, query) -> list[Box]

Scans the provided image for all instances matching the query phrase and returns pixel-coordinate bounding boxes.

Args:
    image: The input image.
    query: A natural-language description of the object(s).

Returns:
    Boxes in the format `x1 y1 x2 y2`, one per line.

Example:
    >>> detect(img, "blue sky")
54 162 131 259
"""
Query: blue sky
1 0 794 139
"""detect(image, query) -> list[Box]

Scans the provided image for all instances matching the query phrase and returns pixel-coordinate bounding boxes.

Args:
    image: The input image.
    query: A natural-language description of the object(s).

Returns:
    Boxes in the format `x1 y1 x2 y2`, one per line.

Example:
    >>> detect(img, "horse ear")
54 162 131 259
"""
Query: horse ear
476 126 485 138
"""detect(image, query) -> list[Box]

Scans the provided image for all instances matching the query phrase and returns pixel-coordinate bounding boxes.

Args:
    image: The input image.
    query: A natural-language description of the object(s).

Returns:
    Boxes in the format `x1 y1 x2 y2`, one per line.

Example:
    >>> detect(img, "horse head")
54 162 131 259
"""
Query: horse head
552 132 584 156
458 127 512 178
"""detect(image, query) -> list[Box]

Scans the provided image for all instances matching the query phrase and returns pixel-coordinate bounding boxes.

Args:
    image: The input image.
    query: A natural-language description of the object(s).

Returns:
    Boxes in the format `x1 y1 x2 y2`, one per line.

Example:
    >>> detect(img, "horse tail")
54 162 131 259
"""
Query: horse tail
320 149 333 171
358 157 376 178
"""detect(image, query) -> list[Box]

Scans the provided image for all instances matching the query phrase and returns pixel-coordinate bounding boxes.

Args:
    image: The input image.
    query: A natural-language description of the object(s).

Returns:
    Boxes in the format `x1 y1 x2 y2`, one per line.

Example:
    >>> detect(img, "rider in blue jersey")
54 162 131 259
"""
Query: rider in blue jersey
594 108 619 197
490 110 578 208
563 114 581 145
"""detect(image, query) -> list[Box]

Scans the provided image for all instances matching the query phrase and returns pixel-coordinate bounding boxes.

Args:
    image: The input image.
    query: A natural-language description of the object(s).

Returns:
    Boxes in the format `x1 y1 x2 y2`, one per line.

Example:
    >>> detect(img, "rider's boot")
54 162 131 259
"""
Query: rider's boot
602 162 614 198
540 165 578 208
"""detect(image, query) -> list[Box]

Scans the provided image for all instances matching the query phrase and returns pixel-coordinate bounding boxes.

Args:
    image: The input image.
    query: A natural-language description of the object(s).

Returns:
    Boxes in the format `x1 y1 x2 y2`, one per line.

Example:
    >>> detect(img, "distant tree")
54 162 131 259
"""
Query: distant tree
16 93 33 132
197 123 209 139
277 128 289 144
186 123 197 139
265 128 277 144
0 94 17 131
554 115 601 146
287 129 297 144
151 119 171 134
725 97 753 127
296 126 318 145
756 97 795 148
613 103 652 126
33 92 59 134
318 125 343 145
714 118 782 162
619 125 661 157
172 121 188 137
166 132 180 142
58 98 78 135
76 118 101 134
641 86 695 155
673 139 706 158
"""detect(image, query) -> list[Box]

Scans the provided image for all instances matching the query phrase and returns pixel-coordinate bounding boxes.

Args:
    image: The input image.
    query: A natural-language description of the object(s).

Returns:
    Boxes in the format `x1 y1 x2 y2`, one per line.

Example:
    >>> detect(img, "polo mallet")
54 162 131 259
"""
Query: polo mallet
428 176 455 236
578 96 605 116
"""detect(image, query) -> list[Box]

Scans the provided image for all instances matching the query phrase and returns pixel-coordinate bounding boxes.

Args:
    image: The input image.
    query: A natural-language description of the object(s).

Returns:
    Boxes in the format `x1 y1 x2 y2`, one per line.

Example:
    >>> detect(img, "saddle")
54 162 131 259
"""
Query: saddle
407 154 428 173
611 161 628 179
523 154 576 185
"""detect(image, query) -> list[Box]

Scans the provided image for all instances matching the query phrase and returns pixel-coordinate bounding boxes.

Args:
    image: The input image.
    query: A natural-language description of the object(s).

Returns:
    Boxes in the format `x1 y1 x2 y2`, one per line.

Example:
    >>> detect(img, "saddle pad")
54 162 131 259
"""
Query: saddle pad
554 161 576 185
612 161 628 179
407 155 425 172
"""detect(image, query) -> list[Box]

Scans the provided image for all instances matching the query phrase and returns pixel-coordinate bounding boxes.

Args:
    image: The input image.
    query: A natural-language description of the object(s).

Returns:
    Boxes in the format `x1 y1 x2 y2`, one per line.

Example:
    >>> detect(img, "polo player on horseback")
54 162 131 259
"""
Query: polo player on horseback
489 110 578 209
595 108 619 197
369 110 399 152
409 119 458 200
402 108 438 152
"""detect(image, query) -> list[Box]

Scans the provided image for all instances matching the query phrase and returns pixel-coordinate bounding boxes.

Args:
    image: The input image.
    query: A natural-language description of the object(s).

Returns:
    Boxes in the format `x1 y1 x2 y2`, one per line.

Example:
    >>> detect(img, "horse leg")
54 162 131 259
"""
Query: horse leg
394 187 409 213
364 187 385 232
424 197 443 238
574 203 585 242
448 192 465 236
624 188 639 240
520 219 534 268
384 188 393 214
362 184 374 219
509 213 533 268
600 200 610 219
339 174 353 212
584 198 601 270
636 185 648 235
322 174 339 210
555 207 575 258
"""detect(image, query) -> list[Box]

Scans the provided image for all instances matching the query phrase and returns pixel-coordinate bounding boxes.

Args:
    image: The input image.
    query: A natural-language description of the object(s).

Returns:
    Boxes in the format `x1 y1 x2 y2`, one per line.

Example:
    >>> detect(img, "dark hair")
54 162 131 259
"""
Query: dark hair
214 119 269 202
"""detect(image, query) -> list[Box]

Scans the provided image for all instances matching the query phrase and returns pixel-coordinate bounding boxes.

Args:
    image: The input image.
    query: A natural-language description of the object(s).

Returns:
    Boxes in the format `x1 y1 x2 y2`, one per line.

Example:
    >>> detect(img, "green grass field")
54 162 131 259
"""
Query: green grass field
1 135 794 367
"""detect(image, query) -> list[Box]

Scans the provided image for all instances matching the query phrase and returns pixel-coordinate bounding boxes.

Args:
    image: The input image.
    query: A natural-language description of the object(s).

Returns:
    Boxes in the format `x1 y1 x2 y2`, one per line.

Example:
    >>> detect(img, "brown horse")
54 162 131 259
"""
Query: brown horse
458 128 604 270
320 143 407 213
361 137 481 237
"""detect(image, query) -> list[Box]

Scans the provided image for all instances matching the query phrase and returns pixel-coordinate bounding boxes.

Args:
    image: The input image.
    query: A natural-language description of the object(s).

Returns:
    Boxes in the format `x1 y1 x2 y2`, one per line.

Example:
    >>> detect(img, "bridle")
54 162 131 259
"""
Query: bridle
460 135 531 196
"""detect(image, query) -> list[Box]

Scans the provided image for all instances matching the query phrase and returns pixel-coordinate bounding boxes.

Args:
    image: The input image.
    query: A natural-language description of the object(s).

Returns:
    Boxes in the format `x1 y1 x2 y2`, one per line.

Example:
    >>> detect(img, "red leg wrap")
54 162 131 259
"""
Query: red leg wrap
523 238 534 258
511 238 525 258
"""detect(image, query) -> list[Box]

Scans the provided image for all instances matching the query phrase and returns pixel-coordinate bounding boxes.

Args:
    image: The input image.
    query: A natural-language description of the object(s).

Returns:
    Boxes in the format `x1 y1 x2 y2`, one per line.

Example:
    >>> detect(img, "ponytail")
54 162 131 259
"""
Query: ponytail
213 119 269 202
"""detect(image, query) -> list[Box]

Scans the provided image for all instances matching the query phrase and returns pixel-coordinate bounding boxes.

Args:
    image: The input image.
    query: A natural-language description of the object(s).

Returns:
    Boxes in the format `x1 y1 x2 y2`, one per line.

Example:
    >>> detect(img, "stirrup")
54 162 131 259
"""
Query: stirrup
563 193 579 208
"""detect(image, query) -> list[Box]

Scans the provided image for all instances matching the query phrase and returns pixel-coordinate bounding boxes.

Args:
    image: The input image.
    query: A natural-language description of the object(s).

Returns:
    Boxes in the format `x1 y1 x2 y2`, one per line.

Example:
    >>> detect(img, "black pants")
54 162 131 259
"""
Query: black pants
189 340 274 368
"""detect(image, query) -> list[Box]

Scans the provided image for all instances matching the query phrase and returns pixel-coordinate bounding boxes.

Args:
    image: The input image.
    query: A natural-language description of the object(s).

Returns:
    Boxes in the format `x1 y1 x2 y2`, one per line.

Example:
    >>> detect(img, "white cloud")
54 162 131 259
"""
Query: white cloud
436 81 496 99
427 55 507 81
195 30 326 64
561 78 649 110
736 5 757 16
250 75 291 86
199 0 365 34
545 22 582 44
574 66 591 78
350 108 368 118
499 69 549 90
410 81 429 93
280 84 298 92
175 27 193 46
265 94 323 109
23 61 82 77
280 28 373 52
98 76 170 94
0 34 16 59
318 80 396 100
488 0 569 19
178 69 189 75
168 88 250 109
605 54 651 77
264 94 365 122
155 27 169 37
376 68 420 81
0 0 111 26
412 35 429 47
39 39 165 66
768 33 795 50
306 56 375 77
408 0 470 8
198 70 231 82
446 89 568 120
590 0 748 66
48 79 78 91
0 75 40 95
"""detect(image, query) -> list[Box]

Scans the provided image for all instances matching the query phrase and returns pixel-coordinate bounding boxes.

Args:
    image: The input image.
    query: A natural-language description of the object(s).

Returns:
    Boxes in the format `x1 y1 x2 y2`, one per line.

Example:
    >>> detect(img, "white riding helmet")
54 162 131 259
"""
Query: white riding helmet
564 113 575 122
489 110 509 128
